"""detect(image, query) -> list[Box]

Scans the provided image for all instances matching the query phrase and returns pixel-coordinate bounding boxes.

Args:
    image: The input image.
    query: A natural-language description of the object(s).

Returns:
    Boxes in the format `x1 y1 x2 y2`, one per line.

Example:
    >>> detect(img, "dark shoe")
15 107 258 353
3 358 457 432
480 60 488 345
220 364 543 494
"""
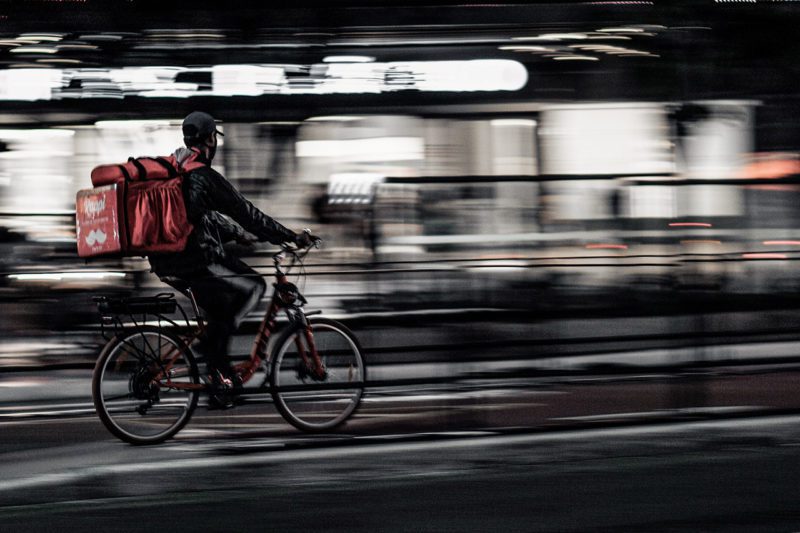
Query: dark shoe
206 369 245 410
228 373 246 406
207 392 245 410
206 369 234 410
206 393 234 411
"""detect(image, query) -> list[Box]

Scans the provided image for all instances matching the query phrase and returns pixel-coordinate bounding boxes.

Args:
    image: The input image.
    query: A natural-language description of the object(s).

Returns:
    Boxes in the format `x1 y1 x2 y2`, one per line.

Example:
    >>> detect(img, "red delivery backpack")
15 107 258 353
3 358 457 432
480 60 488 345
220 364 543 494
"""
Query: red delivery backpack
76 150 205 258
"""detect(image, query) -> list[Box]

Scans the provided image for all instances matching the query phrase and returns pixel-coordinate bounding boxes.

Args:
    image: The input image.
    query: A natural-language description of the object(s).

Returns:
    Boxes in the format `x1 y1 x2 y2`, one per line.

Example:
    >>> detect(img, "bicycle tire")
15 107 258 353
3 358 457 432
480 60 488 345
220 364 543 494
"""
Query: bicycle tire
92 326 199 445
269 317 366 432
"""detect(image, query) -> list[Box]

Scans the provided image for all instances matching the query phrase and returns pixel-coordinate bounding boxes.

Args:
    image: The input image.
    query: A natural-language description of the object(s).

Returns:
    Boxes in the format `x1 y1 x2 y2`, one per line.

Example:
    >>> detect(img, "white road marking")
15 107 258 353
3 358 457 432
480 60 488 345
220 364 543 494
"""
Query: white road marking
0 402 93 412
0 408 96 418
553 405 765 422
0 387 546 420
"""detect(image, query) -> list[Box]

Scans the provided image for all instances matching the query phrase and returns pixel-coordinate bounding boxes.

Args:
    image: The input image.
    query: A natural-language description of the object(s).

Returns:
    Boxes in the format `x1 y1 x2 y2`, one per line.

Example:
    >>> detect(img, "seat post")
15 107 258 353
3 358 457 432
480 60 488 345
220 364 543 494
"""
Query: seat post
185 287 202 320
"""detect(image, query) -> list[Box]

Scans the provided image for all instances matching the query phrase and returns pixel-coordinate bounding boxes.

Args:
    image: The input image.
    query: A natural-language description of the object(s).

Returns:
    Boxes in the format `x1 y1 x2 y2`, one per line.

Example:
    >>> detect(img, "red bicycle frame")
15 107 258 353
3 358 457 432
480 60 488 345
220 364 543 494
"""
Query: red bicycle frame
155 248 323 391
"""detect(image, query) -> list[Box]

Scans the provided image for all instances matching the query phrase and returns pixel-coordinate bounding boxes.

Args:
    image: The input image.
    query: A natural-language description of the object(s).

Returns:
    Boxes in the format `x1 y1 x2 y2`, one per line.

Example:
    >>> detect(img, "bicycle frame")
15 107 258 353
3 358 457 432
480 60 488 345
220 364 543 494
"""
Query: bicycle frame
154 247 322 392
92 237 367 444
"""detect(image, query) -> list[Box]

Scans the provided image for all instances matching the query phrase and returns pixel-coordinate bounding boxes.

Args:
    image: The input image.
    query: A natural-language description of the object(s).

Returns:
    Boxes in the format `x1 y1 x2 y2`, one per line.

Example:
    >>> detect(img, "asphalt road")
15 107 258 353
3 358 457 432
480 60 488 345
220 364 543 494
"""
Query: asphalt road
4 413 800 532
3 342 800 531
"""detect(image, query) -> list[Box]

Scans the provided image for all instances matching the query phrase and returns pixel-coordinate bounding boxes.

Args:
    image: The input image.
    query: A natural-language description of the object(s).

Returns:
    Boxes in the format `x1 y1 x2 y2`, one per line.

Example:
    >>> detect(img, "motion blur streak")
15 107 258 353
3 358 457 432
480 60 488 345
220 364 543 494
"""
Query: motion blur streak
0 103 797 370
0 60 528 100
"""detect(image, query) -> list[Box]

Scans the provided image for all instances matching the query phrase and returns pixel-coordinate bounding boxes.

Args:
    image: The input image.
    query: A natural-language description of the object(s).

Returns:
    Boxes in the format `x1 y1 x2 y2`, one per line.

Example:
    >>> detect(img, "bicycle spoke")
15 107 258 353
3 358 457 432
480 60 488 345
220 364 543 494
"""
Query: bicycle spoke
93 329 199 445
271 319 365 431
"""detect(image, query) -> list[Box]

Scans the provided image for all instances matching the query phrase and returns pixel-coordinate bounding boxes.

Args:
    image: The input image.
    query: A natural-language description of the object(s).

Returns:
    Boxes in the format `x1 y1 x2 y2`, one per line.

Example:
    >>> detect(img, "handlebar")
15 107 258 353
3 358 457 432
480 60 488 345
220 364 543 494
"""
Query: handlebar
273 230 321 269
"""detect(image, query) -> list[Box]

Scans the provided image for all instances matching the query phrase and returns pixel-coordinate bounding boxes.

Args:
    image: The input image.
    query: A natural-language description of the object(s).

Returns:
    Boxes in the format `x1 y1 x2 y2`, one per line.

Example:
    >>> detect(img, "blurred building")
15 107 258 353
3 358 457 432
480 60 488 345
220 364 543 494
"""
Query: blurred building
1 1 800 341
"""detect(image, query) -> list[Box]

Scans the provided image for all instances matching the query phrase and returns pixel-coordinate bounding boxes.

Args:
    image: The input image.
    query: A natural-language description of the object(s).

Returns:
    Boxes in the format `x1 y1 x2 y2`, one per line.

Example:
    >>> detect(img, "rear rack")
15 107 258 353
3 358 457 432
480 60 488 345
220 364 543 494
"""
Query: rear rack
93 293 194 341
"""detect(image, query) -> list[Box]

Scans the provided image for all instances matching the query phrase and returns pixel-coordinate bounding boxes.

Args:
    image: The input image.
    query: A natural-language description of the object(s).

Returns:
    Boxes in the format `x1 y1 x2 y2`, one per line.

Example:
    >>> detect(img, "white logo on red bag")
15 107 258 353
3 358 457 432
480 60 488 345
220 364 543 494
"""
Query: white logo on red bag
83 197 106 218
85 229 107 246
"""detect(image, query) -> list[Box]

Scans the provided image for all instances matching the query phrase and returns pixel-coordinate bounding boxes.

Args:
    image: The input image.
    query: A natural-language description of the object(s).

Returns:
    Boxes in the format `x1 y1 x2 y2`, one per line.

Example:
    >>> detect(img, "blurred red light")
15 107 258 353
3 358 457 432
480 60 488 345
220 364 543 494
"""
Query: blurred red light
741 253 788 259
669 222 713 228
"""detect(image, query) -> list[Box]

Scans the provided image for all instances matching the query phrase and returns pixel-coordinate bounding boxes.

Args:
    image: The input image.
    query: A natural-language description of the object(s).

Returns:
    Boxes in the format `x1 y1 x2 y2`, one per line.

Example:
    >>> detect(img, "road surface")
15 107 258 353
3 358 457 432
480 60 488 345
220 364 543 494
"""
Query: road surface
2 375 800 531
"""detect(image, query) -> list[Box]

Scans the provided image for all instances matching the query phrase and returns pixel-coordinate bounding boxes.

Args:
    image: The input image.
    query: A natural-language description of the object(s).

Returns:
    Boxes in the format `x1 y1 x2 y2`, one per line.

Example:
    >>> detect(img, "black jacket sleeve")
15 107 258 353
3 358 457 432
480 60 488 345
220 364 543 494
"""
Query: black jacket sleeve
194 167 297 245
205 211 247 243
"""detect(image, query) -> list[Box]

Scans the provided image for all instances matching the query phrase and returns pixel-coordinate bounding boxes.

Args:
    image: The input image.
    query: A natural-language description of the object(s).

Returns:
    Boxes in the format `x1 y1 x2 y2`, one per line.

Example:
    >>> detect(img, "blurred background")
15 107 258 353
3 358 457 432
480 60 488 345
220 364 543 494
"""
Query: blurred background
8 3 800 529
2 0 800 415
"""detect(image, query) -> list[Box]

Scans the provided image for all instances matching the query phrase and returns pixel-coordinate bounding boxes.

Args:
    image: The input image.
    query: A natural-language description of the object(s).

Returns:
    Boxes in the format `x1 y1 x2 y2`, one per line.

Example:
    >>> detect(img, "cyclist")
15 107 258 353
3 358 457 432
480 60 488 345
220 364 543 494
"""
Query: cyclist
148 111 314 408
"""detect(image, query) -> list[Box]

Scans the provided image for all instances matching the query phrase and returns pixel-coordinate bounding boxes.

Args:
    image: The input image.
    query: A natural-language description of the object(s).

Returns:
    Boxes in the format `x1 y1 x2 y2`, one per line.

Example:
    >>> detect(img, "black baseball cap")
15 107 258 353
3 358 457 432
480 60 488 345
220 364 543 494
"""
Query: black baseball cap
182 111 224 142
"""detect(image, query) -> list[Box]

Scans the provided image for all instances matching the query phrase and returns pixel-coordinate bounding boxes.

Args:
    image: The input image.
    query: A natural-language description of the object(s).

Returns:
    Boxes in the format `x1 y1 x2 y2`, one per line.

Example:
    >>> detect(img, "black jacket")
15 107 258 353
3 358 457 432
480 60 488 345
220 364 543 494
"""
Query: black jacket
148 147 296 276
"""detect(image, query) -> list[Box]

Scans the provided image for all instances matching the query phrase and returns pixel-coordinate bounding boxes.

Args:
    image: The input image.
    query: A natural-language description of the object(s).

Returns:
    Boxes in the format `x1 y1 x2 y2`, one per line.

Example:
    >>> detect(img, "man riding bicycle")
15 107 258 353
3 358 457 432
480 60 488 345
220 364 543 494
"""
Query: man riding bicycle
148 111 314 408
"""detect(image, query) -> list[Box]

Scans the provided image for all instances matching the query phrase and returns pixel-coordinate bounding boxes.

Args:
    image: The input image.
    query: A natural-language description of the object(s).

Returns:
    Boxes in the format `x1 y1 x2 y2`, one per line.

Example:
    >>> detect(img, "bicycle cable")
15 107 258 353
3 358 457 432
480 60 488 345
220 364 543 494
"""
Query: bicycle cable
278 244 312 295
298 251 308 296
291 248 309 295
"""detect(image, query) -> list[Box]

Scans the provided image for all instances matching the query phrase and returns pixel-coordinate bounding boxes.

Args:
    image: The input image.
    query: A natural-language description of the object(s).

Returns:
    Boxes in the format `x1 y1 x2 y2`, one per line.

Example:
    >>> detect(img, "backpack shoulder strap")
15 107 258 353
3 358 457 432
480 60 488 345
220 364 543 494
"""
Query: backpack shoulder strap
181 160 206 172
179 148 207 173
150 157 179 179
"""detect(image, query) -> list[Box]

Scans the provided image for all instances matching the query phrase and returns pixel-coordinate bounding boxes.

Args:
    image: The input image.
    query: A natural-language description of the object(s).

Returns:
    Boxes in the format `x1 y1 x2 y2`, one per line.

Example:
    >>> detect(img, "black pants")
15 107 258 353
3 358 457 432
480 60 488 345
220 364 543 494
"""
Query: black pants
162 256 266 376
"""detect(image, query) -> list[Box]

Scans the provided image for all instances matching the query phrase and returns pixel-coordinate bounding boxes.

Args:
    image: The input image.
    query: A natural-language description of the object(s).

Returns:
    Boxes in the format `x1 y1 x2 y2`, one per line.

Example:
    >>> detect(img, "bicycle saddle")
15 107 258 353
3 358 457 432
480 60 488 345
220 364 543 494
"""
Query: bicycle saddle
159 276 191 292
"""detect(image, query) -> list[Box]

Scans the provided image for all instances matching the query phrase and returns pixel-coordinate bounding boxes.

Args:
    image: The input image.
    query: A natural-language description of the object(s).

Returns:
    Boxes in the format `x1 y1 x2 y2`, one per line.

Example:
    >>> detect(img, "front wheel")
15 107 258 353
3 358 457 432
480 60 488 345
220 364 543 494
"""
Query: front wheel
92 327 200 445
269 317 366 432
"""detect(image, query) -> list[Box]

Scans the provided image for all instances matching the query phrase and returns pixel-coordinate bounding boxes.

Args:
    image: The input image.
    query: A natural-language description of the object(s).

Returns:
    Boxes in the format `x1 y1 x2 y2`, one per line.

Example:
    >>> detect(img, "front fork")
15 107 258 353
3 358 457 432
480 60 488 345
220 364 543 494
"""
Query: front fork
292 311 327 381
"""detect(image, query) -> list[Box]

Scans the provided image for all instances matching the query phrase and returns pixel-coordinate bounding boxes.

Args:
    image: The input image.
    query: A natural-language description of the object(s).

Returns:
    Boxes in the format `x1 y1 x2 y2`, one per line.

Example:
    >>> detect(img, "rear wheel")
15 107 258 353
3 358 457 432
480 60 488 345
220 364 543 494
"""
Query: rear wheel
269 317 365 432
92 327 199 445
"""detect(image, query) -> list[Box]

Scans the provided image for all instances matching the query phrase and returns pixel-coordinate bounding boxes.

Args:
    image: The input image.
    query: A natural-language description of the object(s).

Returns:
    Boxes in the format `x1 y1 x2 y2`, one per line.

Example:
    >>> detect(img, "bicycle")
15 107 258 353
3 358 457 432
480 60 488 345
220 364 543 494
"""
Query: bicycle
91 241 366 445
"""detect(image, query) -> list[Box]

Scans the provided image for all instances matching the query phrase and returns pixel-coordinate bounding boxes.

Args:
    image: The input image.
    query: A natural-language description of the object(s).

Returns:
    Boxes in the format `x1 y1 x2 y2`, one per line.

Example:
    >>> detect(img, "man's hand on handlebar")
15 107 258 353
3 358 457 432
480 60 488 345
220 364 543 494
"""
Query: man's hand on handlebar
294 229 321 249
